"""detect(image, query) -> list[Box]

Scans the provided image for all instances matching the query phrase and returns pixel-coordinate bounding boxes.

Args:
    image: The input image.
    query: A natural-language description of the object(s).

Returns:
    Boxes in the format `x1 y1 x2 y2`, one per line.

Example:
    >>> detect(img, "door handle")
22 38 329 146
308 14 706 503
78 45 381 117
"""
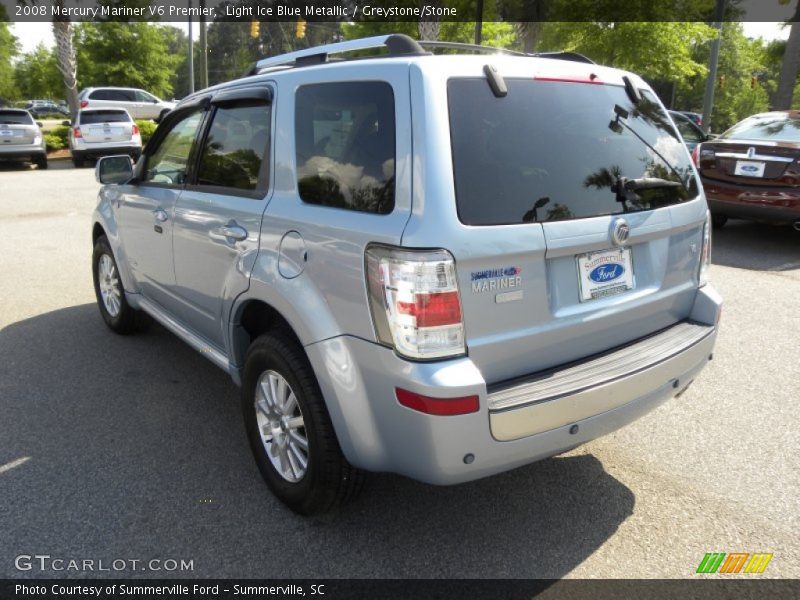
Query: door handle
211 224 248 242
153 209 168 222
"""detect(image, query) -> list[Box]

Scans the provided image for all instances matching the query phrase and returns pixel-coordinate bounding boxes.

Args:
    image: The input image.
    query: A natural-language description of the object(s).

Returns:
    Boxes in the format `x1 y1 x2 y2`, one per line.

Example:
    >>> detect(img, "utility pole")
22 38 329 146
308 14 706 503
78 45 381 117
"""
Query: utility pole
701 0 727 133
188 0 194 94
474 0 484 45
199 0 208 89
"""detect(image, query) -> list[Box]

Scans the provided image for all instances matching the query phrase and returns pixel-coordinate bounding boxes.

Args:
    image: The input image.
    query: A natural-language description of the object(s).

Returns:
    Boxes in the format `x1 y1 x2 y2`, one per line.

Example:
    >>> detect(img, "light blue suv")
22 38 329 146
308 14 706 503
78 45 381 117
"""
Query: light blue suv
91 35 721 514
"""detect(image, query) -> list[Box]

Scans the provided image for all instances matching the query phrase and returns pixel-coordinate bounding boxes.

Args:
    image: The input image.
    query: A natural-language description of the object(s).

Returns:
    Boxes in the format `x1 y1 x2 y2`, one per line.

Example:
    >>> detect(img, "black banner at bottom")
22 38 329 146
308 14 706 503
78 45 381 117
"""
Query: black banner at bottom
2 579 799 600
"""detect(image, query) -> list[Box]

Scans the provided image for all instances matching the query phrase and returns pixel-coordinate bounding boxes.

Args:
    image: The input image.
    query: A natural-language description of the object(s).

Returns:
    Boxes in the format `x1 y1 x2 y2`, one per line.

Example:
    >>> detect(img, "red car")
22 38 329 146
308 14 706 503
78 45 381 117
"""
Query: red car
693 110 800 229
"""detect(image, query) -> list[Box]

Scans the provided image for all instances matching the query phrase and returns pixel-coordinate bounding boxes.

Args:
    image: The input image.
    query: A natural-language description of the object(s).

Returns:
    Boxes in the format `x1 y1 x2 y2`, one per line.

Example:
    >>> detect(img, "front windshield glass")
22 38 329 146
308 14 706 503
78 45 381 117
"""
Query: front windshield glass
448 79 699 225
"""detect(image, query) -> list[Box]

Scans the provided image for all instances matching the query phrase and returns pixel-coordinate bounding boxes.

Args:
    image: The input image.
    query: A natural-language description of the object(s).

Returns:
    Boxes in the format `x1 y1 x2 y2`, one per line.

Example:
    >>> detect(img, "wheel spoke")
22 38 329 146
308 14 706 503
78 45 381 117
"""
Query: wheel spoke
286 416 304 430
289 430 308 449
286 448 301 479
283 392 298 416
289 442 308 470
256 398 271 419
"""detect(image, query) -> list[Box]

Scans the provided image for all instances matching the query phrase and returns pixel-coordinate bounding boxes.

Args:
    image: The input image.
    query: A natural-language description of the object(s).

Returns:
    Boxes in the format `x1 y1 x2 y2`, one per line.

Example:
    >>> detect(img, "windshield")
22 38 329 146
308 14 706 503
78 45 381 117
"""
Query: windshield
0 111 34 125
722 113 800 143
80 110 131 124
448 79 698 225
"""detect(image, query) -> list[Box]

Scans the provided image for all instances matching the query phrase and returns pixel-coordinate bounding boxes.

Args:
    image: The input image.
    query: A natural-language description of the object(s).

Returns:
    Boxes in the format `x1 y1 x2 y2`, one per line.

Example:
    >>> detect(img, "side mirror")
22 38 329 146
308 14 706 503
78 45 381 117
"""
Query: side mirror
62 120 71 127
95 155 134 185
36 121 43 128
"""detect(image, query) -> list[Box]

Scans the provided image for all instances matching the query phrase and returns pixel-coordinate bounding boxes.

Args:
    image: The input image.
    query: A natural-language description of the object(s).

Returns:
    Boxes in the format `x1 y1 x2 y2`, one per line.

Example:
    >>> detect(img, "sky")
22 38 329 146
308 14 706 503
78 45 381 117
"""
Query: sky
9 21 791 55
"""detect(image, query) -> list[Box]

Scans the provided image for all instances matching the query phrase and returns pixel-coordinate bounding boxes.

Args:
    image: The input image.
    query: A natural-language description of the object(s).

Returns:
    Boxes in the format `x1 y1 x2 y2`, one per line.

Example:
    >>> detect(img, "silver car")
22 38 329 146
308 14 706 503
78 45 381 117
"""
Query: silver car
69 108 142 168
90 35 721 515
79 87 175 121
0 109 47 169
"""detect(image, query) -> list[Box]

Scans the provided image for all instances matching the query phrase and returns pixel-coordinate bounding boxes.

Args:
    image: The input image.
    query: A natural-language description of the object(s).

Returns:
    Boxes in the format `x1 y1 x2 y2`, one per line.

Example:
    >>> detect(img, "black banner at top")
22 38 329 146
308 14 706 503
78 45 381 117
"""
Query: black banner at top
1 0 798 23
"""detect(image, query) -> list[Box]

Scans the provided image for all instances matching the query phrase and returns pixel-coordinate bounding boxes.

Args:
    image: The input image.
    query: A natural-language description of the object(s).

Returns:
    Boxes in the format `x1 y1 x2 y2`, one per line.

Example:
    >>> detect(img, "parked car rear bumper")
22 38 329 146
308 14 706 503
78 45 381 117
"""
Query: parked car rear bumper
704 179 800 223
0 143 46 161
305 285 722 485
71 142 141 158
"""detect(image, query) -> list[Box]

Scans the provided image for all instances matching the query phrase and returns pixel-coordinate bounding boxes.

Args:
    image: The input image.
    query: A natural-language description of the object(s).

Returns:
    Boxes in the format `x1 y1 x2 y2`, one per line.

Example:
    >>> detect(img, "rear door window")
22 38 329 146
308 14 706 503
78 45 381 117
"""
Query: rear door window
295 81 395 214
448 79 699 225
80 110 131 124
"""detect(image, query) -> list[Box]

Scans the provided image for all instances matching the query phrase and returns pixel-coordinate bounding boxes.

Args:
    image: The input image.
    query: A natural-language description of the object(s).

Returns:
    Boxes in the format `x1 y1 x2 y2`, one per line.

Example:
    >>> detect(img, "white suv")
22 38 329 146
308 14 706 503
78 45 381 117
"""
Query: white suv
79 87 175 121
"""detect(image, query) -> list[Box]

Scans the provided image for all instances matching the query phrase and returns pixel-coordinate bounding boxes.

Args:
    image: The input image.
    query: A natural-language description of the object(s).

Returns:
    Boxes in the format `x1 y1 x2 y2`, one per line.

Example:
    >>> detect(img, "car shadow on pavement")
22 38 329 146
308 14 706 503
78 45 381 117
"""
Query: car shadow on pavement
0 304 634 580
712 220 800 271
0 158 74 171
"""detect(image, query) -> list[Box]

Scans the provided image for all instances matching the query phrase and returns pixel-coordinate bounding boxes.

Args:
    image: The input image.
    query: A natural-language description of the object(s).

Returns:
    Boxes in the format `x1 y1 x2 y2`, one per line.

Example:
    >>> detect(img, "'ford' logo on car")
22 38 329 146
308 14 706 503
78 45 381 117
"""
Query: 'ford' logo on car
589 264 624 283
742 165 759 172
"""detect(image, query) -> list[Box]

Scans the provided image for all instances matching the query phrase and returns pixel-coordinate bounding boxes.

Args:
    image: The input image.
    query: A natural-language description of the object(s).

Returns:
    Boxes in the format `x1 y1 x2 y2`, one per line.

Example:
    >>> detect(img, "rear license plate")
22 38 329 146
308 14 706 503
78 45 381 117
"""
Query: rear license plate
577 247 634 302
734 160 765 177
0 130 13 137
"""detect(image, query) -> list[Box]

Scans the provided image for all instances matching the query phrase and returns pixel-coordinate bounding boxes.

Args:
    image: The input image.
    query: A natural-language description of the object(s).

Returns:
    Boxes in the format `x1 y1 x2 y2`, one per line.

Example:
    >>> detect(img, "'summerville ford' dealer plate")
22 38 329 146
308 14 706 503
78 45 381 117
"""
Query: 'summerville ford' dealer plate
577 247 634 302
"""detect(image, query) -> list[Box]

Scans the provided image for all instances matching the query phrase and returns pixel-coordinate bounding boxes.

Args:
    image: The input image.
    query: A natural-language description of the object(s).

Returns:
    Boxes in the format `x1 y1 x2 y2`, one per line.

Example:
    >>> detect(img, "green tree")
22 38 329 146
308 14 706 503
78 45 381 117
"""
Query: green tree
537 22 715 82
0 19 20 101
14 44 63 100
74 22 181 98
675 23 771 131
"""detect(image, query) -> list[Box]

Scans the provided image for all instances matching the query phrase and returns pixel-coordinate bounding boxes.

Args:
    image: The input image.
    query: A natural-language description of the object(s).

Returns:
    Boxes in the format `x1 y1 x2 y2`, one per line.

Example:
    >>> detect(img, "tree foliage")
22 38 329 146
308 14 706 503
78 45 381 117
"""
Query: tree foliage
0 20 20 101
14 44 63 100
74 22 182 98
537 22 715 82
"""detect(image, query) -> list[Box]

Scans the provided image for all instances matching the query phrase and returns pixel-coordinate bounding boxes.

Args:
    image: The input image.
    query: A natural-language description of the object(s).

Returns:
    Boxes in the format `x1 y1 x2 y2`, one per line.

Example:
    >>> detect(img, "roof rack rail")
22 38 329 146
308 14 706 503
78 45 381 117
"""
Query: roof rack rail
417 41 526 56
243 34 428 77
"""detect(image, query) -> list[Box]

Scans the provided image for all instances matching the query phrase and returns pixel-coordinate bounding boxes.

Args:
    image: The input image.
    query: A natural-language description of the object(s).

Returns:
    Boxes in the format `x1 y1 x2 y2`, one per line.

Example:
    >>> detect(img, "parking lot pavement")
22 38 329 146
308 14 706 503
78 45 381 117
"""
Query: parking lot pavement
1 164 798 579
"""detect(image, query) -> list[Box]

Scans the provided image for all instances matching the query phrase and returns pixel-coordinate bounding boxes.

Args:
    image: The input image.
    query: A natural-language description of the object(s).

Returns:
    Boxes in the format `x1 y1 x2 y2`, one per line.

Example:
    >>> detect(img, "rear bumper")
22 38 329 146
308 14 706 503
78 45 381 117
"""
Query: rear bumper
703 179 800 223
0 144 46 161
306 285 722 485
71 142 141 158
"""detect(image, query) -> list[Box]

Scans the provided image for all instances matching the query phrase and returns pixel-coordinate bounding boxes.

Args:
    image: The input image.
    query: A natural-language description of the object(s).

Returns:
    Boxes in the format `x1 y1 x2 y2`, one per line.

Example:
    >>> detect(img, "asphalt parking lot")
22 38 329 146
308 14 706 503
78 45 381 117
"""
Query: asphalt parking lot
1 160 798 579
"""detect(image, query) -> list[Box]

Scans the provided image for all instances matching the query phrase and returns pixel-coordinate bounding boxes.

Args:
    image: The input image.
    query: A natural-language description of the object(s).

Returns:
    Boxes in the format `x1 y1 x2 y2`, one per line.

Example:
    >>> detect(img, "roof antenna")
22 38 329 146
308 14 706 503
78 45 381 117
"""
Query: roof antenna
483 64 507 98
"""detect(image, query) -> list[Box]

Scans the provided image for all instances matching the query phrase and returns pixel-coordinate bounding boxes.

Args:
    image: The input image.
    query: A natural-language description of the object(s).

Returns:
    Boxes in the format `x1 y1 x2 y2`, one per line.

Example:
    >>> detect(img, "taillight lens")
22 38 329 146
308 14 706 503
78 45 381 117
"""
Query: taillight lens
80 100 88 109
699 210 711 287
691 144 700 167
131 124 140 137
73 127 82 138
366 246 465 360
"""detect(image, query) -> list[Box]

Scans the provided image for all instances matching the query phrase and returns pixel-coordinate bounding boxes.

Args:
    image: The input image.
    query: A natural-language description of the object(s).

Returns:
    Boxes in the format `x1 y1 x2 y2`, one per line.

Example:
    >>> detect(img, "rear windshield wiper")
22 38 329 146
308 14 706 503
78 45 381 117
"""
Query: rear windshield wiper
613 176 682 211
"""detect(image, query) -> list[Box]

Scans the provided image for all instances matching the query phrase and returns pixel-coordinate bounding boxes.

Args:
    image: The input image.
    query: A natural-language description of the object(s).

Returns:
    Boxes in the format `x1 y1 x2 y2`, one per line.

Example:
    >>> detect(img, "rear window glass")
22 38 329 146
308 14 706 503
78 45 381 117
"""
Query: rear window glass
448 79 698 225
0 111 34 125
80 111 131 124
721 113 800 142
295 81 395 214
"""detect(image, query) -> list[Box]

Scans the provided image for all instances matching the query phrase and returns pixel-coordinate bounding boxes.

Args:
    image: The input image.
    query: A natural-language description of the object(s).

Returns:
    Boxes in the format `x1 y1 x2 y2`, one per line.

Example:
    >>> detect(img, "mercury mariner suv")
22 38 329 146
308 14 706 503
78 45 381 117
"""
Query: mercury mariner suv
90 35 721 515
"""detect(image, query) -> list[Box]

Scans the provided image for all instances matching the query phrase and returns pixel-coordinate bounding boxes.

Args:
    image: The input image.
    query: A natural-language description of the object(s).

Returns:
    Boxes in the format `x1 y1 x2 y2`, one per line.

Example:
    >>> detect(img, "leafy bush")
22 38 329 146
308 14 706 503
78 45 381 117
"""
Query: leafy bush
45 125 70 152
135 120 157 145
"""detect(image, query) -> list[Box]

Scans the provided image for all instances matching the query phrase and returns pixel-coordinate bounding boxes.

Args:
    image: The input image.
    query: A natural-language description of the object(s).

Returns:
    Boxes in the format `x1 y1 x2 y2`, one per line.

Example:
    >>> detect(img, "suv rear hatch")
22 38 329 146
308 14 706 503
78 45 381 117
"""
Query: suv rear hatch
0 111 37 146
444 75 706 384
78 110 133 143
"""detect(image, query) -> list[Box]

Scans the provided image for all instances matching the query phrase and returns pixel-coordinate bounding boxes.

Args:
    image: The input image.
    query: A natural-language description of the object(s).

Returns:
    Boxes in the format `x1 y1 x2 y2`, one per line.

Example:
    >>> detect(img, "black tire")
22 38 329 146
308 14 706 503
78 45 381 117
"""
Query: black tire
34 156 48 170
72 152 84 168
242 332 365 515
92 235 146 334
711 213 728 229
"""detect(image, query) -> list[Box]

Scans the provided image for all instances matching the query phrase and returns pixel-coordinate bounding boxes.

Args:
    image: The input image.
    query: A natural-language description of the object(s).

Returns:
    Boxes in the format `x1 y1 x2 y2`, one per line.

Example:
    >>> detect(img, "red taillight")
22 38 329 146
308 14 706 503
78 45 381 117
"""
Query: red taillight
691 144 700 167
395 388 479 416
397 291 462 328
132 124 139 136
73 127 82 138
80 100 88 109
